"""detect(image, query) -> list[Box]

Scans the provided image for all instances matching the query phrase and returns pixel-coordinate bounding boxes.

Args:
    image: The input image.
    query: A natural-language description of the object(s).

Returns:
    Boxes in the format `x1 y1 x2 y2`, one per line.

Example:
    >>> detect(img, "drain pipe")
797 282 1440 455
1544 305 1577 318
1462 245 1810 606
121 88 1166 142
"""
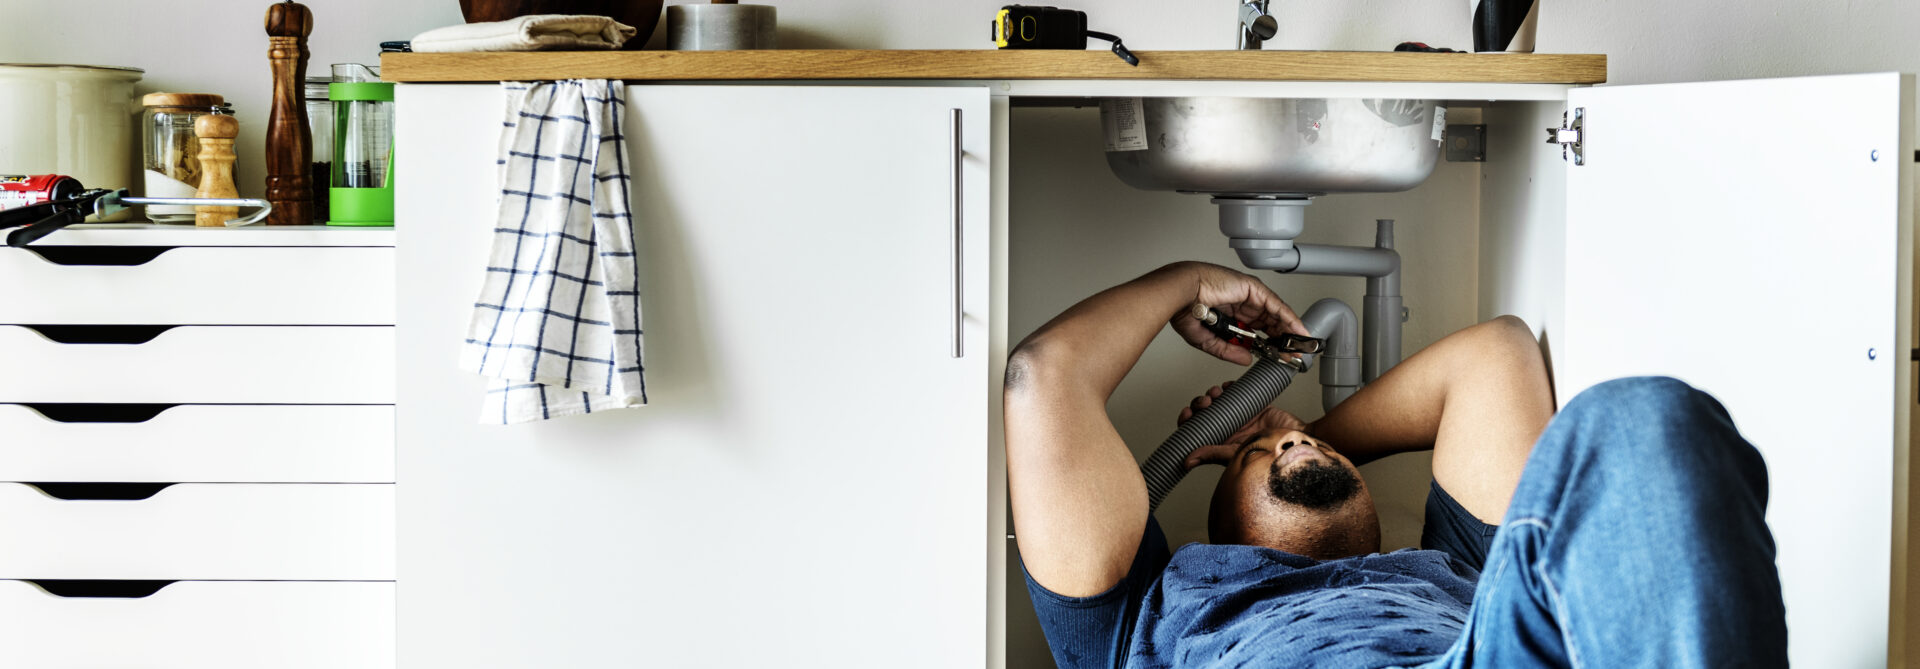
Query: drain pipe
1299 298 1360 411
1235 243 1397 276
1215 198 1405 384
1361 219 1402 382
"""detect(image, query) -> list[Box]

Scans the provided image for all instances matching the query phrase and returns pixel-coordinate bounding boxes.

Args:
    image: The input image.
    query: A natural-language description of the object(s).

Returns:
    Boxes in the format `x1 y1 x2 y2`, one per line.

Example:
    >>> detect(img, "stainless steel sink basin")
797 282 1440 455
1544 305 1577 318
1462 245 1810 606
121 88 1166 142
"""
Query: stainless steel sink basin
1103 97 1443 197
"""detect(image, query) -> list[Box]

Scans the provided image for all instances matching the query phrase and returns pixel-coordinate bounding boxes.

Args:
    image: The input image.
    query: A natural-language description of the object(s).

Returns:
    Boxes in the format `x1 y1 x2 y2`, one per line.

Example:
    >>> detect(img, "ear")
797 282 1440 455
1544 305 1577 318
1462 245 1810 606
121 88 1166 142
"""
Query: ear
1184 442 1238 470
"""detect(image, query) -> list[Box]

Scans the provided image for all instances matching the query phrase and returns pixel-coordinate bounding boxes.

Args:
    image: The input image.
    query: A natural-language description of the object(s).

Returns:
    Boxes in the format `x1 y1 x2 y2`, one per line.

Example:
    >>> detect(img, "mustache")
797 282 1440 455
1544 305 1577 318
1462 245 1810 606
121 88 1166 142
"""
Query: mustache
1267 458 1361 510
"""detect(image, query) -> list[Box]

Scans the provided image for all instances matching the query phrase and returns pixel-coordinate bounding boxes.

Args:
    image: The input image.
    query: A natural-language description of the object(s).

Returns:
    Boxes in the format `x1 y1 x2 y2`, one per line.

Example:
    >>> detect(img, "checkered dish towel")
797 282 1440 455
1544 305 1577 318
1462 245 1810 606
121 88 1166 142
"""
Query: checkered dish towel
460 80 647 424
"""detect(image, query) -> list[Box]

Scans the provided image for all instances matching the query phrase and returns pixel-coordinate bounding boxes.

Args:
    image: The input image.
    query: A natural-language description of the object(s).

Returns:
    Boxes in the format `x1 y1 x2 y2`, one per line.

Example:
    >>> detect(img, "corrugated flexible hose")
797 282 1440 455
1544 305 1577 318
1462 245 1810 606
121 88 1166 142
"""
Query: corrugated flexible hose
1140 357 1297 512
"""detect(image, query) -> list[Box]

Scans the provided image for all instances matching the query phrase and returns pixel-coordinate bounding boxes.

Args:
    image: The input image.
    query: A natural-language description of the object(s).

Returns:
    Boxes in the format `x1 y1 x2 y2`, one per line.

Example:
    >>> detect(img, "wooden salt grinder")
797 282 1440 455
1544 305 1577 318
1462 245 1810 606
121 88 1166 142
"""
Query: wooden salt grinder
264 1 313 225
194 115 242 228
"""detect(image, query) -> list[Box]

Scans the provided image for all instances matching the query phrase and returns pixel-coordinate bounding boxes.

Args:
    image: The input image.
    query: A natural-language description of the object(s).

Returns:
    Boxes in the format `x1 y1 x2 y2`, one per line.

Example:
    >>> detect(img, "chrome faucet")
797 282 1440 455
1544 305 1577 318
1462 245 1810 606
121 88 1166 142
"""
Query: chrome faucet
1238 0 1278 49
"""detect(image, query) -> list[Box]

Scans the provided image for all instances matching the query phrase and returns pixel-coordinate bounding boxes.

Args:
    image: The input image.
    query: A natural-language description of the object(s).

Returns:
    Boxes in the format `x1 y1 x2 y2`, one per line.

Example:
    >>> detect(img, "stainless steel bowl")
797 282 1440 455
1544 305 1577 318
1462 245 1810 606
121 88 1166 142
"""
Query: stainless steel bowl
1103 97 1443 197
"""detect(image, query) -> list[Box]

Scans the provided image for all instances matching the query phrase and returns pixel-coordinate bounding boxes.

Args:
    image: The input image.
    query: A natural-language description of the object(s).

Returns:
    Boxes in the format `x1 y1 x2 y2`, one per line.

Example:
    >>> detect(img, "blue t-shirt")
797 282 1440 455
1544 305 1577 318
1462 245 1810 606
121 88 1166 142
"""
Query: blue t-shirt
1023 480 1499 669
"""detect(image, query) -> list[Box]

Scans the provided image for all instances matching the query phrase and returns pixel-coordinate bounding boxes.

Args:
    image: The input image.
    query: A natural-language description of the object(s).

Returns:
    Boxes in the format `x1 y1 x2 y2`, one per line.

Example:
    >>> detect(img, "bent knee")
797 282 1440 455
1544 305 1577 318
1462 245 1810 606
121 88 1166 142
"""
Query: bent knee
1559 376 1763 478
1570 376 1716 419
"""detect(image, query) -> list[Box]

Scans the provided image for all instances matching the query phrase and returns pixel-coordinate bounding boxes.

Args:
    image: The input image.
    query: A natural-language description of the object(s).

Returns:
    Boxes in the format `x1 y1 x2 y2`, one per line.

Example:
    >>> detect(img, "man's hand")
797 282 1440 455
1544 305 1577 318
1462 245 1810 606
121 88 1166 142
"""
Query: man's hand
1164 262 1309 366
1174 381 1307 470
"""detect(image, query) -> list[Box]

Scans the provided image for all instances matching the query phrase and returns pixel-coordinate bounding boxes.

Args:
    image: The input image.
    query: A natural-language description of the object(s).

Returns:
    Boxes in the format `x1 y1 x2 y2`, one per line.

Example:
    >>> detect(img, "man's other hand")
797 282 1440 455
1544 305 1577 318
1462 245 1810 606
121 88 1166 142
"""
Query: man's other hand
1175 381 1307 470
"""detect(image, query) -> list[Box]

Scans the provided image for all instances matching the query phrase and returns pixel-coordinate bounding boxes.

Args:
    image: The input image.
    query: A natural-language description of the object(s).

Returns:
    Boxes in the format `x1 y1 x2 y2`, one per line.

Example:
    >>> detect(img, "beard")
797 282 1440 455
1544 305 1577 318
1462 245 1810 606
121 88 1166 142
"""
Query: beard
1267 459 1362 510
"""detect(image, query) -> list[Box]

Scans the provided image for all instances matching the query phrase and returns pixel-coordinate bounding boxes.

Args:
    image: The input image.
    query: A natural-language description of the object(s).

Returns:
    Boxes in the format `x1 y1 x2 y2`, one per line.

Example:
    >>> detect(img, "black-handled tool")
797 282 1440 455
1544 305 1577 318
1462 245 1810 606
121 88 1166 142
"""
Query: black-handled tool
0 190 102 247
992 6 1138 67
1191 303 1325 369
0 182 274 247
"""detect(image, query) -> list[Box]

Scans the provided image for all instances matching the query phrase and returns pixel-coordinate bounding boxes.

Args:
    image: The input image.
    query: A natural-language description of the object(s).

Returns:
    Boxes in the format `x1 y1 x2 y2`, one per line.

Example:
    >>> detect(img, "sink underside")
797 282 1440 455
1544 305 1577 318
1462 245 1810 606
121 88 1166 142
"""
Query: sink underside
1103 97 1443 197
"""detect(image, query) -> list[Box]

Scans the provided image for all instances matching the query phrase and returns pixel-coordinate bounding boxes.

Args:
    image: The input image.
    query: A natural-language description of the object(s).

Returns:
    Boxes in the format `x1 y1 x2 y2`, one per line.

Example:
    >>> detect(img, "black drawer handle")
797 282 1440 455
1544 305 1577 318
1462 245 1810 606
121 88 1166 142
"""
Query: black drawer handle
16 325 176 345
20 246 175 266
15 403 177 423
26 579 176 598
24 482 175 500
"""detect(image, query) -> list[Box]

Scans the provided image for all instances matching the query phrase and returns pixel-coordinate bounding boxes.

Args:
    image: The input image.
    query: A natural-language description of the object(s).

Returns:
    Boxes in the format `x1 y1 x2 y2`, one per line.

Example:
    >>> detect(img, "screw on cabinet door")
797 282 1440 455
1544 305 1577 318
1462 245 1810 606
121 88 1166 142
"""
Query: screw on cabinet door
1868 348 1877 361
1546 108 1585 165
1871 150 1880 162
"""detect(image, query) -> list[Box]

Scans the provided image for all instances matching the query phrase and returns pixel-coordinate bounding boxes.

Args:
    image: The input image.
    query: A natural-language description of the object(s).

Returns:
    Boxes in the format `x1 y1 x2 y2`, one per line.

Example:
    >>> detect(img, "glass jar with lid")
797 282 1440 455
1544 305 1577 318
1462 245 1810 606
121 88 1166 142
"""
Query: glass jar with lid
140 93 233 223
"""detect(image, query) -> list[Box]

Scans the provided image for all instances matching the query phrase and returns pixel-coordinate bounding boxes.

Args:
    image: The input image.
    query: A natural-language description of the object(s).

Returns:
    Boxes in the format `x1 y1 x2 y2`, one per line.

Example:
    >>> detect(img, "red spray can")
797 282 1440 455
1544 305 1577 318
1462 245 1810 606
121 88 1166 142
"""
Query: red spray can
0 174 85 212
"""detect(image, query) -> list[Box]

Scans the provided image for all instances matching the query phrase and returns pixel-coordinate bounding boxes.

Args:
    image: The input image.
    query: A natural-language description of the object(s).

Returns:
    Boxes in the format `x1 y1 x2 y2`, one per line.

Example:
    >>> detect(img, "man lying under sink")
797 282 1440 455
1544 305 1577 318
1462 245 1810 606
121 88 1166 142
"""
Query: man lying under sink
1004 261 1787 668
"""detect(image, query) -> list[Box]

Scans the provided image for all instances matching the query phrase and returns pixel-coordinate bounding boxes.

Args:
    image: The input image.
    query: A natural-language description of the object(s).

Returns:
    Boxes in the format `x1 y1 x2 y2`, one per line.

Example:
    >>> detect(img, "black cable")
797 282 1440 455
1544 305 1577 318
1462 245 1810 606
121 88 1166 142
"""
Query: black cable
1086 30 1138 67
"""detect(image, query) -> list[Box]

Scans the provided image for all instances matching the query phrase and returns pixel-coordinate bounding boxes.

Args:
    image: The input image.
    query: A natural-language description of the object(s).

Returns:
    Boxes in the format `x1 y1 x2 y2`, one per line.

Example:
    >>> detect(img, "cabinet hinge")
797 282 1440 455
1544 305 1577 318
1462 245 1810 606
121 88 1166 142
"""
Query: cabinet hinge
1546 107 1585 165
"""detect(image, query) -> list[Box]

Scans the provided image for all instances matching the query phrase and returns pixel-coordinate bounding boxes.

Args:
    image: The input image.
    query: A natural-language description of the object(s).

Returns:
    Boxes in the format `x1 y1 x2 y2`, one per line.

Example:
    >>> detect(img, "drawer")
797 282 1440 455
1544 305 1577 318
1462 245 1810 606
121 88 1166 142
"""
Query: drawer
0 325 394 403
0 482 393 580
0 246 394 325
0 579 393 668
0 404 393 483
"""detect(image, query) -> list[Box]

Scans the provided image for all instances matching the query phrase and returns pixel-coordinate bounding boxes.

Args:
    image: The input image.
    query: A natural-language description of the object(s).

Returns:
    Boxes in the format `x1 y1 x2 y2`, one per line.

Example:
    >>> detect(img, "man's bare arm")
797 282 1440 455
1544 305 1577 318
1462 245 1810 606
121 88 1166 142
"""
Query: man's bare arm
1007 262 1304 596
1307 316 1555 523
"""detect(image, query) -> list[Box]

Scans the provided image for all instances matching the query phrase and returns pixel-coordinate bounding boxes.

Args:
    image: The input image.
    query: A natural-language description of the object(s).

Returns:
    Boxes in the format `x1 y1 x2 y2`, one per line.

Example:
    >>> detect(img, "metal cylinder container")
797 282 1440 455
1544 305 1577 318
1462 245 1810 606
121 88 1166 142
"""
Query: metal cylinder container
666 3 777 50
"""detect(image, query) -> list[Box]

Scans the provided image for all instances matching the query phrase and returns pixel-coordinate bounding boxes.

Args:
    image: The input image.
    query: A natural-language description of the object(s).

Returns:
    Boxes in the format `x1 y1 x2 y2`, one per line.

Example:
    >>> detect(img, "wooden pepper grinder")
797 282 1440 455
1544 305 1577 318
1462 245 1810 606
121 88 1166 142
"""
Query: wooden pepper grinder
264 1 313 226
194 115 241 227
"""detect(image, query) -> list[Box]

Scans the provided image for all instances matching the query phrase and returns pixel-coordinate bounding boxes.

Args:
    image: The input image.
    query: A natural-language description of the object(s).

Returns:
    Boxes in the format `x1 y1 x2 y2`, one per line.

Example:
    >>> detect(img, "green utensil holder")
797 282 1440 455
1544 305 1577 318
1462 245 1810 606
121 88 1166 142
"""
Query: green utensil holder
328 80 395 227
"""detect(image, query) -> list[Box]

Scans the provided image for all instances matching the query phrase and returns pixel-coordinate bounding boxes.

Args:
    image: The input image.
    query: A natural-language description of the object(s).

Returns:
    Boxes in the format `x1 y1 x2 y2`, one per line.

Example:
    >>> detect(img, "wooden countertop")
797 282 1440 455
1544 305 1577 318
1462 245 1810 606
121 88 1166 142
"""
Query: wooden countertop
381 50 1606 84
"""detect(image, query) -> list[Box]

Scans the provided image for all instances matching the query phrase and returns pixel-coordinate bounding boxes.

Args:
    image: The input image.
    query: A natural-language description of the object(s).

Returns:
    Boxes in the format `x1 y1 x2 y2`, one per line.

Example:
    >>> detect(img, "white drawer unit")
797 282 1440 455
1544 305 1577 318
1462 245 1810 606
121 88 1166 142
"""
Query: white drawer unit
0 579 395 669
0 482 394 581
0 404 394 483
0 246 396 325
0 324 395 404
0 227 400 662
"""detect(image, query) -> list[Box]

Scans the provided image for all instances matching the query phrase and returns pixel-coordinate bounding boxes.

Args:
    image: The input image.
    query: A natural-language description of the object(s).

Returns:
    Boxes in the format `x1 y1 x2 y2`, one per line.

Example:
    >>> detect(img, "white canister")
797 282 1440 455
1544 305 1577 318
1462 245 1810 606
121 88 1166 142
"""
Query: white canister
0 64 144 221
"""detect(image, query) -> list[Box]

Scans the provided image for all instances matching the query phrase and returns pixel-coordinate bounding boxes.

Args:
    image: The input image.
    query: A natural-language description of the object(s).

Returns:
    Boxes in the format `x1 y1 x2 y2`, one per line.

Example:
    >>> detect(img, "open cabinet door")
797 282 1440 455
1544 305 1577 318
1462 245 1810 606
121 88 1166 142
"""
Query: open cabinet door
1561 73 1914 666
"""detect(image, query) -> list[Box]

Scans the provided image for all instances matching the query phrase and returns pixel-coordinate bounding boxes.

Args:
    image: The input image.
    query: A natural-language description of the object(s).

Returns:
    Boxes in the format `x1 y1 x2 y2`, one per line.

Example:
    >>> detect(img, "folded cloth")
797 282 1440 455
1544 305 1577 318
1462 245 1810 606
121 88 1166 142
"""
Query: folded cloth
461 80 647 424
412 15 637 53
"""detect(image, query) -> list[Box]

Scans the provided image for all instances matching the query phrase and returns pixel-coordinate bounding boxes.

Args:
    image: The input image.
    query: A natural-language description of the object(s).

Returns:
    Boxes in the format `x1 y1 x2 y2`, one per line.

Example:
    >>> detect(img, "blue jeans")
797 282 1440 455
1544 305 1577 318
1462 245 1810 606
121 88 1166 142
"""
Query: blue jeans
1425 377 1787 668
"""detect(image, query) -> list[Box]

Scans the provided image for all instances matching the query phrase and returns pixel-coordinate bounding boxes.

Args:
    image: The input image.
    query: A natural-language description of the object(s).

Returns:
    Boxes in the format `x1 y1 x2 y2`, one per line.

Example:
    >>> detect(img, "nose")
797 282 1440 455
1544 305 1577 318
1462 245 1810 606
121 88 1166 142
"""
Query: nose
1274 429 1314 450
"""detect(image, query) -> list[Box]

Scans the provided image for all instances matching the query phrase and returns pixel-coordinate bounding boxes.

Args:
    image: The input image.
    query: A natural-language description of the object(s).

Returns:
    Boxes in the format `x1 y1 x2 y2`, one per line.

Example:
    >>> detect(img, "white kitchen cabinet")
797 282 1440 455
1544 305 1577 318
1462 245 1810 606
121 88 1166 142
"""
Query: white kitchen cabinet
1001 79 1916 667
0 228 398 667
395 85 990 668
1556 73 1916 667
392 72 1917 668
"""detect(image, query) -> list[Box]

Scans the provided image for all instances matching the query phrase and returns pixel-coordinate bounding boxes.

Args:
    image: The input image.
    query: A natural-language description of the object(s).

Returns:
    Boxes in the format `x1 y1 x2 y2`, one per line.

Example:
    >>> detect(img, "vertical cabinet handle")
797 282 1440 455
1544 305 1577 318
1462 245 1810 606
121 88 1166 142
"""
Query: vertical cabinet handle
949 108 964 359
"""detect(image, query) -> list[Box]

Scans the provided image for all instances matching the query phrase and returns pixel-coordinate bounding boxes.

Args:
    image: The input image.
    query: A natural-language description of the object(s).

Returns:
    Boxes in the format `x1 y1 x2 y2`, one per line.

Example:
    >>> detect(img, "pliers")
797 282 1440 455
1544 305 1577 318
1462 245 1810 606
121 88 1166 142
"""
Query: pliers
1190 304 1325 370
